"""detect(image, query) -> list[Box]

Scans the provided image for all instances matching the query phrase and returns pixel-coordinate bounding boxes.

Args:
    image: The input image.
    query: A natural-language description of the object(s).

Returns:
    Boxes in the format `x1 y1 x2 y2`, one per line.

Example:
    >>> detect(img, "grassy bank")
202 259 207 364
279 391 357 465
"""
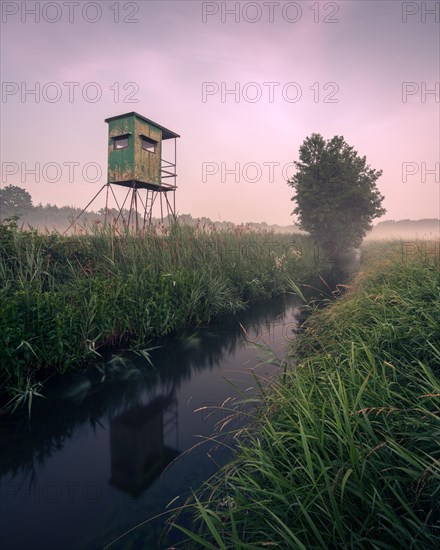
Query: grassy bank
0 221 317 400
179 241 440 548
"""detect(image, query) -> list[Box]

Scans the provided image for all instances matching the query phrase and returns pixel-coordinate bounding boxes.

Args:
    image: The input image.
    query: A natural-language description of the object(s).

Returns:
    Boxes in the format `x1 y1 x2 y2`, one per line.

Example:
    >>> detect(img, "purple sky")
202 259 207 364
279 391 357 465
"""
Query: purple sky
1 0 439 225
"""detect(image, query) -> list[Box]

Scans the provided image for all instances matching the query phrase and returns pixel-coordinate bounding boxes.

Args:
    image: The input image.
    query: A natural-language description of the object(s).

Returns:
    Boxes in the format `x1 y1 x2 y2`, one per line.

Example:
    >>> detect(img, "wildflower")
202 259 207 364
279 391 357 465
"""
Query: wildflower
274 254 286 269
219 496 237 509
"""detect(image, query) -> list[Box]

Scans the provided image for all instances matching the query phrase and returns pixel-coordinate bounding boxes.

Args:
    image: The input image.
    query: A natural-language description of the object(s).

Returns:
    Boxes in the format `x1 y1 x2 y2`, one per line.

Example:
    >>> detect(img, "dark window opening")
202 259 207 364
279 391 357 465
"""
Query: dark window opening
141 136 157 153
114 136 129 150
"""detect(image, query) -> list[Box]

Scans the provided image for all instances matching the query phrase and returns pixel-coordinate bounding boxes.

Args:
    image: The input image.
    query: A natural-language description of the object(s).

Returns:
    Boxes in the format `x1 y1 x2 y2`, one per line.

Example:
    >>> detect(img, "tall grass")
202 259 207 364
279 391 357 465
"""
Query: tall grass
177 240 440 548
0 220 317 400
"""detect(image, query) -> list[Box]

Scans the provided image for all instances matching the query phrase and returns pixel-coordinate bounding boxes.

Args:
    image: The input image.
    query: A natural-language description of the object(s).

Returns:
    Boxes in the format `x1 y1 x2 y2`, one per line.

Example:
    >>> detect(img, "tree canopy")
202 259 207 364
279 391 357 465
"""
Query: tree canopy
288 134 386 251
0 185 33 219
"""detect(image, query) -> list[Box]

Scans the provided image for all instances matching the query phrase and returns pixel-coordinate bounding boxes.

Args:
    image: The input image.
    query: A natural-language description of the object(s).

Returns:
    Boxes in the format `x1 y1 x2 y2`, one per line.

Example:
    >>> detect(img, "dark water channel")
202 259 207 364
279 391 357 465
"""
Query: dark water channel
0 291 316 549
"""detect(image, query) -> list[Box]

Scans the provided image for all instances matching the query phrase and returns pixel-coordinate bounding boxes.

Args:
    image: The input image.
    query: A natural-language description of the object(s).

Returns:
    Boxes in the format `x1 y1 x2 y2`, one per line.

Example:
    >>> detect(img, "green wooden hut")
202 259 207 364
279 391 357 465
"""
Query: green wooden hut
105 112 180 189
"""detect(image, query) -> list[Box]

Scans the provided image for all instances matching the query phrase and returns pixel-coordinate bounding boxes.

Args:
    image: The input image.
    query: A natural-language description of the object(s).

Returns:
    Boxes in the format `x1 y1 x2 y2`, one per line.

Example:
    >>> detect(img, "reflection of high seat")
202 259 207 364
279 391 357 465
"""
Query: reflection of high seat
109 395 179 498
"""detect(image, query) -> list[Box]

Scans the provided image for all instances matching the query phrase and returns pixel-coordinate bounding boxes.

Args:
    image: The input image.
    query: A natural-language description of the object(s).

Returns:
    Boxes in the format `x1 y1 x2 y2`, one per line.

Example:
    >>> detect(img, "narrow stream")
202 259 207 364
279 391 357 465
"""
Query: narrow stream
0 292 309 549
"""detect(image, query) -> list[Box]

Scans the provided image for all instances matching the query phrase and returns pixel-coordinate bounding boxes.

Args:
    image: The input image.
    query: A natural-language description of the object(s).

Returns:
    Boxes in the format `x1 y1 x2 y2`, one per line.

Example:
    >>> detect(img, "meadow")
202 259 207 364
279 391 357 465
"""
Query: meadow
0 220 318 404
178 240 440 548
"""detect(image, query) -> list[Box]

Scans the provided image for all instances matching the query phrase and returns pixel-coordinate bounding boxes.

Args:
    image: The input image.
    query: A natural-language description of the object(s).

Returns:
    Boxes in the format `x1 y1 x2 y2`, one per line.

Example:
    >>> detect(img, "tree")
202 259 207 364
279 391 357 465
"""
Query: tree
0 185 33 220
287 134 386 252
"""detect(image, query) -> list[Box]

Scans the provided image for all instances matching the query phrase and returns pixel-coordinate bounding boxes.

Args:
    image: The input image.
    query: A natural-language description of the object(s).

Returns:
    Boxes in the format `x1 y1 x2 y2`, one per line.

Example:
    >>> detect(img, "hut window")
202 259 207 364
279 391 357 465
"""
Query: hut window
141 136 157 153
114 136 129 150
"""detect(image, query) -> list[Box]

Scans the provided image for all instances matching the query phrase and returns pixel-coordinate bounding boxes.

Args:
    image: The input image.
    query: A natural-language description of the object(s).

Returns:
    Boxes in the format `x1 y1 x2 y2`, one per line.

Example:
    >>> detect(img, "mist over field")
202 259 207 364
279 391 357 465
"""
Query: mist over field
4 201 438 242
365 219 440 240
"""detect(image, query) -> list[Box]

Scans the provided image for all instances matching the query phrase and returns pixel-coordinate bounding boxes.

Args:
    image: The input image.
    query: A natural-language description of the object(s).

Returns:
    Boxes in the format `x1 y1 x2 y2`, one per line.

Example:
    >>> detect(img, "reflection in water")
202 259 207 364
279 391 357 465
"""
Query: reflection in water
109 395 179 498
0 292 302 483
0 279 350 549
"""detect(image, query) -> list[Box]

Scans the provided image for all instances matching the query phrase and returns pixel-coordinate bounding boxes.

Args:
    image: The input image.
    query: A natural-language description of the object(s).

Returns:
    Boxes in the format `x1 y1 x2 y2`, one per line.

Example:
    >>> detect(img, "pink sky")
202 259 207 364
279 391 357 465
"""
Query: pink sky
1 0 439 225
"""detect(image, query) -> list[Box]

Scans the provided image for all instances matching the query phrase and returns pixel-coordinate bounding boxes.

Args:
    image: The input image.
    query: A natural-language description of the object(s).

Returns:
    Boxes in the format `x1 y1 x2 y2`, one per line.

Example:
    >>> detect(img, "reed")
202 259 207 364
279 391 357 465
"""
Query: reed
0 220 317 402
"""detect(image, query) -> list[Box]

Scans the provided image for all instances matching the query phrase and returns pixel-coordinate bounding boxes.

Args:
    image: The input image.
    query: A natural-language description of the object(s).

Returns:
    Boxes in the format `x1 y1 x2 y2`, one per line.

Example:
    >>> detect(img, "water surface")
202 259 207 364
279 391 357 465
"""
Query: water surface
0 293 305 549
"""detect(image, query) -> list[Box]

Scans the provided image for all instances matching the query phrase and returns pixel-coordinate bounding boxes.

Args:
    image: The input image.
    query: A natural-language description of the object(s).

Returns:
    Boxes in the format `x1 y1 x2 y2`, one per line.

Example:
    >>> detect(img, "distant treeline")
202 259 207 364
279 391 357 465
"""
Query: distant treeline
0 187 304 233
367 218 440 239
10 205 303 234
17 206 440 239
0 185 438 237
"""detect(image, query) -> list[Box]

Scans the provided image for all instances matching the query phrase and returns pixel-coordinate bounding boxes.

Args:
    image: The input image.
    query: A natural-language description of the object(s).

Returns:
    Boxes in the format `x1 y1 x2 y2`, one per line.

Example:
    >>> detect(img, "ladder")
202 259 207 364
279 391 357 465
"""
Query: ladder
143 190 155 230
